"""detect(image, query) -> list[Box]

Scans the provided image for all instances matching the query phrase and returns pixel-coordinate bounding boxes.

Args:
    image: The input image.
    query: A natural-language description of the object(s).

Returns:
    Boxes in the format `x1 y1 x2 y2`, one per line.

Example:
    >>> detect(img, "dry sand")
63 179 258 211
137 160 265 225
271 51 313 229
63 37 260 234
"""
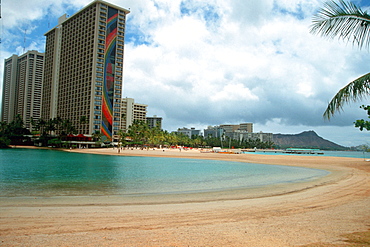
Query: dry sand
1 147 369 246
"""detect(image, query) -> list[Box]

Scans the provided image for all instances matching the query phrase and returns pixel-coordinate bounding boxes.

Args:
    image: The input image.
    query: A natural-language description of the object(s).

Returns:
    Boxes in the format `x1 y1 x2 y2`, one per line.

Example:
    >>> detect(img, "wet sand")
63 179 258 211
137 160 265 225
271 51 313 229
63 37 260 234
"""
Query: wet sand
1 147 369 246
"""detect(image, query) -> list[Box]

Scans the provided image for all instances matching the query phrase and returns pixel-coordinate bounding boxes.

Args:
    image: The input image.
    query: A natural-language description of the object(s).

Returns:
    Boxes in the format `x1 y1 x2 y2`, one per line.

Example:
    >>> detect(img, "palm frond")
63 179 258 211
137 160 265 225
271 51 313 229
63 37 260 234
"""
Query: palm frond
324 72 370 119
310 0 370 50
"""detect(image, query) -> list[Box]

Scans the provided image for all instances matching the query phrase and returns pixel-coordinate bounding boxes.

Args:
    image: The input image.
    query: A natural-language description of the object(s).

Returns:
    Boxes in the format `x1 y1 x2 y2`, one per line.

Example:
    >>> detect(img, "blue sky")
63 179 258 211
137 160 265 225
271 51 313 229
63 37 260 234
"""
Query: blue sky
1 0 370 147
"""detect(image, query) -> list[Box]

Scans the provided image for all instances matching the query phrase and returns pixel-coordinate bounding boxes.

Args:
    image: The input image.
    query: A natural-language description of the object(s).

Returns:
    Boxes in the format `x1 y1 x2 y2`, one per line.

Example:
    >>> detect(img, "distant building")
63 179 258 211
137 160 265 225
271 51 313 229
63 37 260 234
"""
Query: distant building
204 126 224 138
147 115 162 129
203 123 272 142
232 131 273 143
41 0 130 141
121 98 147 132
1 50 44 131
220 123 253 133
218 123 253 139
239 123 253 133
177 127 200 138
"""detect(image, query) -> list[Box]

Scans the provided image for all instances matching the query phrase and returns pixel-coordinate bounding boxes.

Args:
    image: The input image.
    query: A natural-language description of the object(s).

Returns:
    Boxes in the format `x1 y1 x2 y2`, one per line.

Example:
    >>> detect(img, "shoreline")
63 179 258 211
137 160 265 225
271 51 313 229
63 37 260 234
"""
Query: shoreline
1 146 370 246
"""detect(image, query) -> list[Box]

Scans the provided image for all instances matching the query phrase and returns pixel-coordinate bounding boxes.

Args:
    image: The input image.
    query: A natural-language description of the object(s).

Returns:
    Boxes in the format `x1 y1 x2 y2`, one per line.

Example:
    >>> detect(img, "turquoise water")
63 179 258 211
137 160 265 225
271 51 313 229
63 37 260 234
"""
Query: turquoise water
0 149 330 197
252 150 369 159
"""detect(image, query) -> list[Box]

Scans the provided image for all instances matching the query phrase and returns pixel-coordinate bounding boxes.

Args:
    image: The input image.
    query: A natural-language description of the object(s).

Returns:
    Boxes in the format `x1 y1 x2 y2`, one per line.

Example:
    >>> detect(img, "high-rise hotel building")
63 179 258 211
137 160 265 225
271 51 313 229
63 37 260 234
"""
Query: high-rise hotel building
42 0 130 141
121 98 148 132
1 50 44 130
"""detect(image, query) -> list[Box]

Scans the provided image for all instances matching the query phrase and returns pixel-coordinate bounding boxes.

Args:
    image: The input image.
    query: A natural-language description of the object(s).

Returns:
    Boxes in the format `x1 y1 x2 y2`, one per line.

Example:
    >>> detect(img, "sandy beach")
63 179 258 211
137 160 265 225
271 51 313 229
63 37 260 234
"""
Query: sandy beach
1 147 369 246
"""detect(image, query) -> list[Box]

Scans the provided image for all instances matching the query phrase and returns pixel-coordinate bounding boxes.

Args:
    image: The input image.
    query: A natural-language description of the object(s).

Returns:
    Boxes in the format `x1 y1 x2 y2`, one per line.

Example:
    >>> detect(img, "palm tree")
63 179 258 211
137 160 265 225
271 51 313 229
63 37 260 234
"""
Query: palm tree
117 129 127 148
36 118 47 136
310 0 370 119
61 119 76 135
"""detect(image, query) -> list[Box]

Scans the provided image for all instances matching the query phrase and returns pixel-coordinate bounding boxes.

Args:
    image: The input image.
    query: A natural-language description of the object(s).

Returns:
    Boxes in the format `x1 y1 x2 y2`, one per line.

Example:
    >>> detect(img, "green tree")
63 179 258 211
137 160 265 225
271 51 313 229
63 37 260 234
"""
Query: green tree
0 115 31 147
354 105 370 131
117 129 127 147
127 120 149 147
36 118 47 136
61 119 76 135
310 0 370 120
0 121 11 148
45 118 56 136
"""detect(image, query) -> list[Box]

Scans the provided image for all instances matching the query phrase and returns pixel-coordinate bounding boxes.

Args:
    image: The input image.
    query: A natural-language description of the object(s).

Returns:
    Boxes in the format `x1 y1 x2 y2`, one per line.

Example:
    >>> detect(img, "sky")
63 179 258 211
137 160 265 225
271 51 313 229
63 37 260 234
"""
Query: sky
1 0 370 147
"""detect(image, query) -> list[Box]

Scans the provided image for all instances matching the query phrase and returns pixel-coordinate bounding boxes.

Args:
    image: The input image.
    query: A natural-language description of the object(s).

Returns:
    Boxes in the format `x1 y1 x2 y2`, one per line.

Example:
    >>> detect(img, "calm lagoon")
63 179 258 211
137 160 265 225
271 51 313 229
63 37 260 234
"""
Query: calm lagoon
0 148 330 197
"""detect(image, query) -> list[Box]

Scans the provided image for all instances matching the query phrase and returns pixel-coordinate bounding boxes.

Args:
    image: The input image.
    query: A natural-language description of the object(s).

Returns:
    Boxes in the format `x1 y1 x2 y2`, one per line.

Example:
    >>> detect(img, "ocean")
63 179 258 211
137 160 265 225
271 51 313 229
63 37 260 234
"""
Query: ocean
0 148 333 197
252 150 369 159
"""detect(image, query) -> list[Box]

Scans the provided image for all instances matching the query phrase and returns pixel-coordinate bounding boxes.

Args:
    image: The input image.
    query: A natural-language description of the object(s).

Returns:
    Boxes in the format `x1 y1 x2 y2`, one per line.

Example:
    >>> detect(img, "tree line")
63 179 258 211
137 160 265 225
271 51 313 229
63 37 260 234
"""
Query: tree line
120 120 274 149
1 117 274 149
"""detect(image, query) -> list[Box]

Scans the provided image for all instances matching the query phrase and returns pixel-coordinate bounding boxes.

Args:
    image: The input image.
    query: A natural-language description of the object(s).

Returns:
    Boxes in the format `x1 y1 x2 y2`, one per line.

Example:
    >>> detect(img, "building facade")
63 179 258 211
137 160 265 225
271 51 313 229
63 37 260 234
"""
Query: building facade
177 127 200 138
42 0 130 141
121 97 147 132
204 126 225 138
203 123 272 142
147 115 162 129
1 50 44 130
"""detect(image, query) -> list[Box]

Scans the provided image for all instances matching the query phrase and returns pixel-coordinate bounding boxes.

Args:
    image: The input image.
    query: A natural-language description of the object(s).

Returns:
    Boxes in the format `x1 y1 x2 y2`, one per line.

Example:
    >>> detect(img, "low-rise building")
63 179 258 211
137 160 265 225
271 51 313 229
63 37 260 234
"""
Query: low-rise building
204 126 224 138
177 127 200 138
204 123 272 143
147 115 162 129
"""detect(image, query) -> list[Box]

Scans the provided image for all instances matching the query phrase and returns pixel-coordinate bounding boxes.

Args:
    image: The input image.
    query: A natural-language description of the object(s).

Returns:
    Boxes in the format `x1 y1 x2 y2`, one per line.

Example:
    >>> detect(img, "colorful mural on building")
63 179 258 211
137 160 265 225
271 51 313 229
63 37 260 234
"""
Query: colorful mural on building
101 7 118 140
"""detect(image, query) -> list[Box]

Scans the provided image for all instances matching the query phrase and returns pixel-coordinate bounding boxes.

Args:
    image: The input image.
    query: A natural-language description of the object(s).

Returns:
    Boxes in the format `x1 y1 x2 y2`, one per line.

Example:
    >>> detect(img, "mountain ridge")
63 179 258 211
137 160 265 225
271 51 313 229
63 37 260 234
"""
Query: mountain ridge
272 130 347 150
